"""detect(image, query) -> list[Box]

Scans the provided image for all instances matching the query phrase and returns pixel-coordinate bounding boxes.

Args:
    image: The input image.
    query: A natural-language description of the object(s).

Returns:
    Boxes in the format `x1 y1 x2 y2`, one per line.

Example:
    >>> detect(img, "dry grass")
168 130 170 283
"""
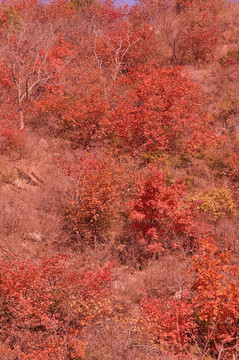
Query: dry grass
0 132 71 260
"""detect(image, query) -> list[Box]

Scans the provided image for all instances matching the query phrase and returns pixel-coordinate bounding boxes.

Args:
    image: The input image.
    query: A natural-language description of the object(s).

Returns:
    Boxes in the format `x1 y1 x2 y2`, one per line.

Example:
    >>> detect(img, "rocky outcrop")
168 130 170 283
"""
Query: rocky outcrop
16 167 44 187
0 163 44 190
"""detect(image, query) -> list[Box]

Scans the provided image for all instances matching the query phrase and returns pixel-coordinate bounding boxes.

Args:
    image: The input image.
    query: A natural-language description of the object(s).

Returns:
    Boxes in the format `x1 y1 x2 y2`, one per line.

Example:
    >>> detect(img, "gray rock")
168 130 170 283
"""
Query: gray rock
39 138 48 149
28 233 42 241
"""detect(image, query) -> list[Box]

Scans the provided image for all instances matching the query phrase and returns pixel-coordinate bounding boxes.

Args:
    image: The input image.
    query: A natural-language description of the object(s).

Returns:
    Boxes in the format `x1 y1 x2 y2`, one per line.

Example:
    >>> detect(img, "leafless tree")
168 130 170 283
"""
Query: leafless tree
0 5 75 130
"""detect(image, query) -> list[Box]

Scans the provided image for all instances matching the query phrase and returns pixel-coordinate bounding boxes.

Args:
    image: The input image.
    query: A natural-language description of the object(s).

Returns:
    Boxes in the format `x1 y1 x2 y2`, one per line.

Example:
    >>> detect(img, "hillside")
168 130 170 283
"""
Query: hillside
0 0 239 359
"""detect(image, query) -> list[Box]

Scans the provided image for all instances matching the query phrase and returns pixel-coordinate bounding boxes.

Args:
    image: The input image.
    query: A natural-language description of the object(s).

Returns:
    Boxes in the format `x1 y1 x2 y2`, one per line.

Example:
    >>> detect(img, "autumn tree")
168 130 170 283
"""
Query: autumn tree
111 65 215 157
135 0 222 65
60 150 123 246
171 0 221 65
90 3 155 82
127 164 201 256
0 1 75 130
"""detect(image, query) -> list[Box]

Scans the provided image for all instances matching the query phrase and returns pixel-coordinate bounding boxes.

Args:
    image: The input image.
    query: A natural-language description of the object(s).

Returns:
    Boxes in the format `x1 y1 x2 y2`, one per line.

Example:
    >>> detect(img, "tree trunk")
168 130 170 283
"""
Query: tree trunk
19 107 24 130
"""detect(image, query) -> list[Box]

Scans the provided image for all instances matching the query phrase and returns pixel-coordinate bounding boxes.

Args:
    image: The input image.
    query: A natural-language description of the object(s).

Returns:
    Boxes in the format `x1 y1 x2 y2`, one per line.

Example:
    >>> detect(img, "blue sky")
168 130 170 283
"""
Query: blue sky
123 0 135 5
115 0 136 6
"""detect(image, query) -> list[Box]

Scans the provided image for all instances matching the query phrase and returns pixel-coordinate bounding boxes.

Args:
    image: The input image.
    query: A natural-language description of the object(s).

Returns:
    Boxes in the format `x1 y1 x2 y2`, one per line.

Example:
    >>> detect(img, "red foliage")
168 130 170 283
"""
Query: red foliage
226 152 239 183
191 238 239 358
0 1 238 359
140 293 197 358
0 61 21 146
173 0 221 64
225 152 239 201
111 65 216 156
0 63 23 150
127 165 199 254
60 151 122 244
90 4 155 79
35 89 110 146
140 238 239 359
0 4 75 130
177 24 219 64
0 255 112 359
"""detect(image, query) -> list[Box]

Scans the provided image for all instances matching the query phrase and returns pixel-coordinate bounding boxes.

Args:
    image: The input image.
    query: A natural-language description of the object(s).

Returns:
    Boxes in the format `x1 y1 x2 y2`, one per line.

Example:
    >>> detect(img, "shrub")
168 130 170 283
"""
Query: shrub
189 186 238 222
61 151 122 246
191 238 239 359
127 165 199 255
0 255 112 359
111 65 216 156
